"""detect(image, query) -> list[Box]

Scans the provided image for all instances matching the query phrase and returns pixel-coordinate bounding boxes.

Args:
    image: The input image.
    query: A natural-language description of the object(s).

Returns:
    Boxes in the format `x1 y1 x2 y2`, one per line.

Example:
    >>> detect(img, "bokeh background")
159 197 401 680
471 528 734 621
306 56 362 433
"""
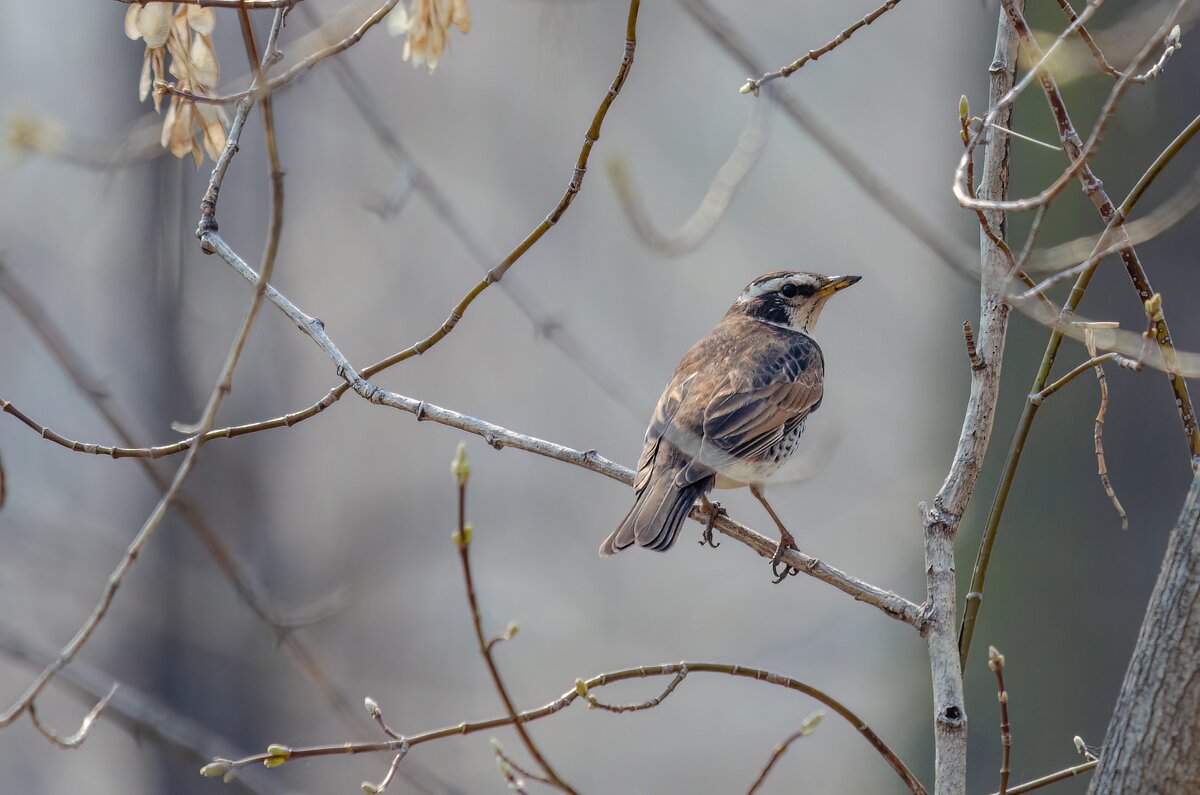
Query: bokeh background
2 1 1199 792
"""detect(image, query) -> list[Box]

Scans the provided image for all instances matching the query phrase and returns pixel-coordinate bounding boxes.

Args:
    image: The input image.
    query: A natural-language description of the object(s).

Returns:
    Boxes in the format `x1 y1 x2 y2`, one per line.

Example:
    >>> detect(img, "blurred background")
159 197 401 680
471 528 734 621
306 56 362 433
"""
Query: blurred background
2 1 1198 792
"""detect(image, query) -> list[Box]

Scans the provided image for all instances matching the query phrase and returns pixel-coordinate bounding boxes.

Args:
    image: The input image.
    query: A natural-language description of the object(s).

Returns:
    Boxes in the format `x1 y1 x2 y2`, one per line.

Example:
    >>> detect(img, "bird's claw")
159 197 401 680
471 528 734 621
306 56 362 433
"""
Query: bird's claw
699 501 725 549
769 531 800 584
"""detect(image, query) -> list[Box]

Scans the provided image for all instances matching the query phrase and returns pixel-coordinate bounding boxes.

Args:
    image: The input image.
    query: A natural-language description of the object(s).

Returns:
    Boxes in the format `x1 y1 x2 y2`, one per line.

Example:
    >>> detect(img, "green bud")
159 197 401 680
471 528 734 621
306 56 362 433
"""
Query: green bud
452 522 473 549
574 679 589 698
450 442 470 487
504 621 519 640
958 95 969 121
364 697 380 717
1168 25 1182 47
362 783 380 795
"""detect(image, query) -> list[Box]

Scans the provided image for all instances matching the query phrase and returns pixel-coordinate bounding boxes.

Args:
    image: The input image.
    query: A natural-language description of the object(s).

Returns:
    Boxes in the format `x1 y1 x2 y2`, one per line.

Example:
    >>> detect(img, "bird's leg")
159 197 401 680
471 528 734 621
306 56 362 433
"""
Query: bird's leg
698 494 725 549
748 484 799 583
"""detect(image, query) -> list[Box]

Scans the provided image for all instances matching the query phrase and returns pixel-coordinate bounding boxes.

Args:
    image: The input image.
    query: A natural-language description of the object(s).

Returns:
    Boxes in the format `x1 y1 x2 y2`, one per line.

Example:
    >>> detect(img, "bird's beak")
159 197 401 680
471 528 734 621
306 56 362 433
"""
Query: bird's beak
816 274 862 298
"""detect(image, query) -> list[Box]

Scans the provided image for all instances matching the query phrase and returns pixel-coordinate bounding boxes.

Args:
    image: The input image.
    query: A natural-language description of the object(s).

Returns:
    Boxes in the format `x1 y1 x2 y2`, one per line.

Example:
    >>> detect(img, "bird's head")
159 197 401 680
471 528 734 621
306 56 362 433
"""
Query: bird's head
732 271 861 333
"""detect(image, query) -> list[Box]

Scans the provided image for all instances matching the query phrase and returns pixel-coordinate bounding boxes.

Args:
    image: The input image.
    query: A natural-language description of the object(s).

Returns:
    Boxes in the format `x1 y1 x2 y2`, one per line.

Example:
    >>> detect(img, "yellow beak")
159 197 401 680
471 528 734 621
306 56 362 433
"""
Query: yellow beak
816 274 862 298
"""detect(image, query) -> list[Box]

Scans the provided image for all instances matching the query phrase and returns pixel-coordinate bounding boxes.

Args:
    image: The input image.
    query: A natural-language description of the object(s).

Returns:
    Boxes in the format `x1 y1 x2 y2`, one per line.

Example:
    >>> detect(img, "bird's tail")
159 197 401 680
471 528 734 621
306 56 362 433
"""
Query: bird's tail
599 475 709 557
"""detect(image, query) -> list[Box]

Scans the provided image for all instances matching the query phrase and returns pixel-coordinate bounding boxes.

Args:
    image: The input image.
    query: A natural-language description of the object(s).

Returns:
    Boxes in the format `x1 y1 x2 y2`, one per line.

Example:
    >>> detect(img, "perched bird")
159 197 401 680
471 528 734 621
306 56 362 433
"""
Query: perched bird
600 271 860 582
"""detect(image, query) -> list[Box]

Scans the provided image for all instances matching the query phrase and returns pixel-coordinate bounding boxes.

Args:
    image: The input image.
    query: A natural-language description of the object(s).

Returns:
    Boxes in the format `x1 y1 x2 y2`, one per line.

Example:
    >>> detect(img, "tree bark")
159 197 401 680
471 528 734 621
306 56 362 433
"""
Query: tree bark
1089 470 1200 793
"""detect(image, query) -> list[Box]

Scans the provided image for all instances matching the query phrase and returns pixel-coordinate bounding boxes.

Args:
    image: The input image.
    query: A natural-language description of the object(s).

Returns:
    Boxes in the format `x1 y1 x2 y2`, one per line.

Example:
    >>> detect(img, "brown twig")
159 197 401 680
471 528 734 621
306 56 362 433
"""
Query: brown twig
213 661 925 794
493 739 553 791
739 0 905 95
27 685 118 749
744 711 824 795
1084 326 1129 529
1054 0 1182 84
576 669 687 714
988 647 1012 795
452 444 577 794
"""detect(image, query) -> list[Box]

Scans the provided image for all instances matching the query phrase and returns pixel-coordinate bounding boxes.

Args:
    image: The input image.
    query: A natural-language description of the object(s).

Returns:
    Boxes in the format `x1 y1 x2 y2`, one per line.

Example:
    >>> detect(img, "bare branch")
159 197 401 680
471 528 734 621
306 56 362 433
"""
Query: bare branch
1054 0 1182 84
739 1 906 95
27 685 118 750
744 711 824 795
988 647 1012 795
212 662 926 795
452 444 578 795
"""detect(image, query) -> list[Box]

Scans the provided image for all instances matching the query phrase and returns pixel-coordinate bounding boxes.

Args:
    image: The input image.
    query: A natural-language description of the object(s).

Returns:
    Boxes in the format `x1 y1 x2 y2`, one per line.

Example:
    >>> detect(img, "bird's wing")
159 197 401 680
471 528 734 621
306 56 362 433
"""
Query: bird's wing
696 334 825 471
633 371 697 493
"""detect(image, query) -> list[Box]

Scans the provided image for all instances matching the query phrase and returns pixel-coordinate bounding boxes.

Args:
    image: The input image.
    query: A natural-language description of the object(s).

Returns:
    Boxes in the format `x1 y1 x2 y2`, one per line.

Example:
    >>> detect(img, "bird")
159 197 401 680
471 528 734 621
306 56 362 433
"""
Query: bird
599 271 860 582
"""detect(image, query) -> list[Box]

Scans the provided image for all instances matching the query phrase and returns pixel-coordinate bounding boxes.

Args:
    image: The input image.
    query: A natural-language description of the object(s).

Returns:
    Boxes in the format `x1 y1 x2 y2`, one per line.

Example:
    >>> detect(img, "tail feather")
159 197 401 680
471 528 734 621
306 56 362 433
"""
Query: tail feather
600 476 709 557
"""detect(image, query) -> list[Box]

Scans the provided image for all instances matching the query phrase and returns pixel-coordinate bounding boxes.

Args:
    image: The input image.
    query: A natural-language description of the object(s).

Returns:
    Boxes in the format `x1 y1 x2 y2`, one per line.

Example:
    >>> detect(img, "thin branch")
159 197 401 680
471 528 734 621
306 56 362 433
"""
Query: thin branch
213 661 926 795
1084 327 1129 529
576 669 687 714
744 711 824 795
27 685 118 749
958 0 1198 672
0 625 288 795
493 740 550 792
739 0 905 95
1054 0 1182 84
452 444 578 795
988 647 1012 795
989 760 1097 795
160 0 399 107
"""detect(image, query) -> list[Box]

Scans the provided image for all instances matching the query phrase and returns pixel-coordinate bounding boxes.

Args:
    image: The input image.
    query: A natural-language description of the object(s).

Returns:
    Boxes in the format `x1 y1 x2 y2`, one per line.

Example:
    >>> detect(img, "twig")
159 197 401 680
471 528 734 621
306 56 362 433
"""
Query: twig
0 625 288 795
958 1 1198 672
493 739 554 790
989 647 1012 795
1085 326 1129 529
213 661 926 795
27 685 118 749
361 744 409 795
160 0 399 107
988 760 1097 795
608 97 768 256
744 710 824 795
452 443 577 794
1055 0 1182 84
576 668 687 713
739 0 905 95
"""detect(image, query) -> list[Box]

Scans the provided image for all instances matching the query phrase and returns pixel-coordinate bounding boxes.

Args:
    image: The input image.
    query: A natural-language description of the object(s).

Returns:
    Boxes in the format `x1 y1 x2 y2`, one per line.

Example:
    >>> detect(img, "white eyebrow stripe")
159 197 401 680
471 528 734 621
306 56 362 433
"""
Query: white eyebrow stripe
738 276 791 302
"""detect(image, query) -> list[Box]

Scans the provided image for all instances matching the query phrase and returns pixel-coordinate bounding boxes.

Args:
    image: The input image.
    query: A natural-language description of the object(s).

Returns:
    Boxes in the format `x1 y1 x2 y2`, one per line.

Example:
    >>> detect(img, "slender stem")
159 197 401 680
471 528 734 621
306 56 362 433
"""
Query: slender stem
220 662 926 794
456 474 577 794
989 760 1097 795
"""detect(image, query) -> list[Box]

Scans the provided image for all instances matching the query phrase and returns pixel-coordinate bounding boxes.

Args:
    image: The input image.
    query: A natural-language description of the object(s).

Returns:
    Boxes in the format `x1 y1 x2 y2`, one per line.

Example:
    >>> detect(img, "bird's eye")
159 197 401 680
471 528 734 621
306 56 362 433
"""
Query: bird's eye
780 283 799 298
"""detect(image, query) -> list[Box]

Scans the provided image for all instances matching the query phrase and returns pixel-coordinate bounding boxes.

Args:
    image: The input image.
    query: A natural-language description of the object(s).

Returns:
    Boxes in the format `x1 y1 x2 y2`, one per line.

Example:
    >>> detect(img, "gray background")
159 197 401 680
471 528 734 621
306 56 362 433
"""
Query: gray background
1 1 1198 792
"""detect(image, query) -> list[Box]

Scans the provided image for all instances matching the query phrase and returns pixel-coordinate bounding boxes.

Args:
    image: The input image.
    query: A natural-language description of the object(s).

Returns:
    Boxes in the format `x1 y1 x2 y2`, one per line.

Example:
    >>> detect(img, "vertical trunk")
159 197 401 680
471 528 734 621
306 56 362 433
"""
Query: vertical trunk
1089 471 1200 793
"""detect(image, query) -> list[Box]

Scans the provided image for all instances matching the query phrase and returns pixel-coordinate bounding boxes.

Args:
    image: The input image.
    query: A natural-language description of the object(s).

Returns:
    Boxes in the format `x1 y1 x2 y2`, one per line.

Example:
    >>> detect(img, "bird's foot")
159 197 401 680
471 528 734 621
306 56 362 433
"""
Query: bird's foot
769 529 800 584
698 500 725 549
